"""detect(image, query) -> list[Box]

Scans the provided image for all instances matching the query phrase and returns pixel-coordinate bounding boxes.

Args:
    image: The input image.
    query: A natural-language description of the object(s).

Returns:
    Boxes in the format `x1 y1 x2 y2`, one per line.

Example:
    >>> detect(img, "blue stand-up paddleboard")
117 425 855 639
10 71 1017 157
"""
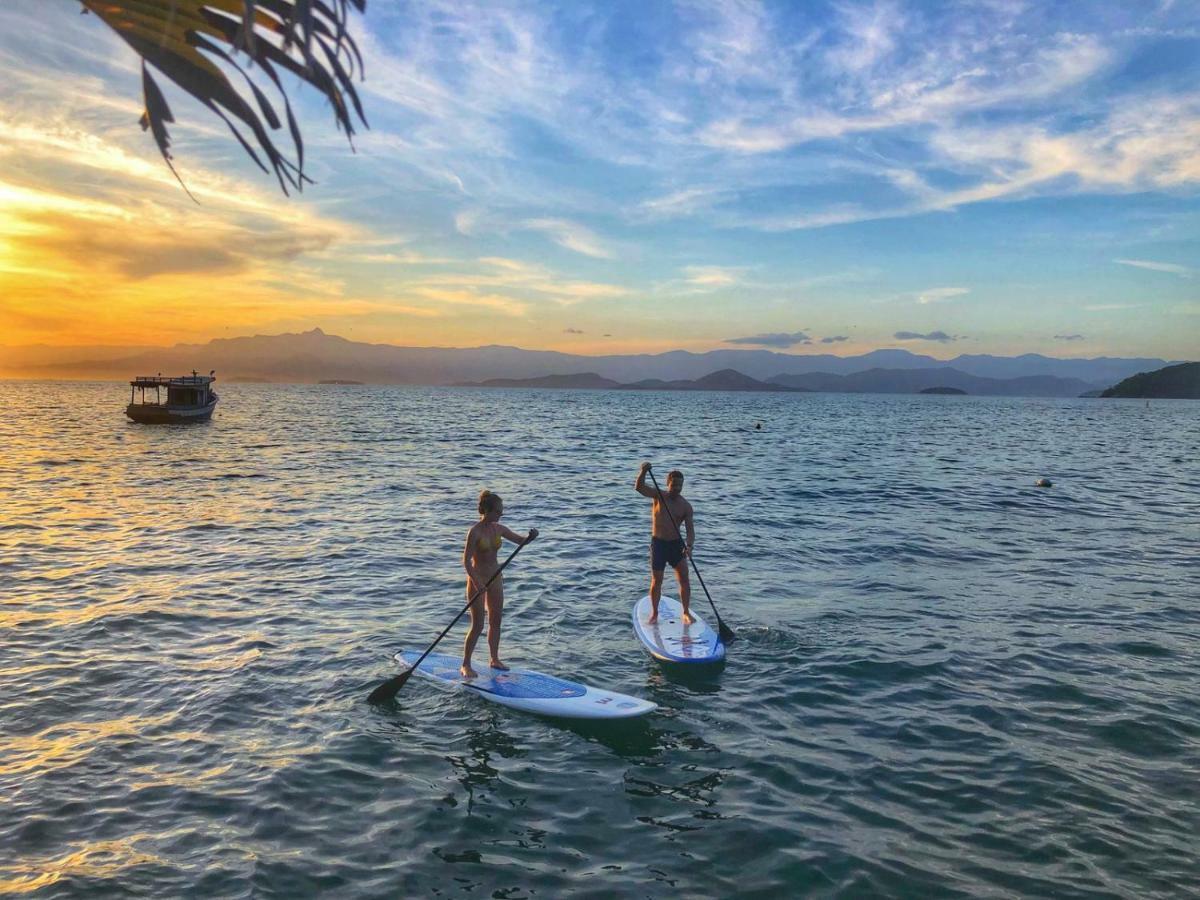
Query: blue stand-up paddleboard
393 651 656 720
632 595 725 664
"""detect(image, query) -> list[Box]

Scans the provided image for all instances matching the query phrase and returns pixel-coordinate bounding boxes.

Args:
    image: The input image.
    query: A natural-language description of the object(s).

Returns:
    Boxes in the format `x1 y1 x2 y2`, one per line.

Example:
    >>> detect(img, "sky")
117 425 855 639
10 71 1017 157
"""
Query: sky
0 0 1198 359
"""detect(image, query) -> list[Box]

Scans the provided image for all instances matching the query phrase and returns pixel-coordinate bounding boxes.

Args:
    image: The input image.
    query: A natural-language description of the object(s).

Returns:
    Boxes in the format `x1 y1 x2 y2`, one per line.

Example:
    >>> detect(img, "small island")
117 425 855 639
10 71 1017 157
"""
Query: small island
919 386 967 395
318 379 365 385
1100 362 1200 399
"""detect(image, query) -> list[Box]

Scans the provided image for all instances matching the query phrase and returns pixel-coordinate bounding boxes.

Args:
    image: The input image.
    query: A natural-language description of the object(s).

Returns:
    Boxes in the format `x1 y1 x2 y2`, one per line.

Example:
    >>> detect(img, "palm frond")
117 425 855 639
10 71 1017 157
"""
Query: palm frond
79 0 368 196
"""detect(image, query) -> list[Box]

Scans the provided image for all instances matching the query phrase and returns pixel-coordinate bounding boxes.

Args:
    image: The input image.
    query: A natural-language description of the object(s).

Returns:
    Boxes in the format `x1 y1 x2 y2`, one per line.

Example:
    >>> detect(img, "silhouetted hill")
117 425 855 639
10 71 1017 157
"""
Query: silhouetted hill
1100 362 1200 398
621 369 807 392
769 367 1093 397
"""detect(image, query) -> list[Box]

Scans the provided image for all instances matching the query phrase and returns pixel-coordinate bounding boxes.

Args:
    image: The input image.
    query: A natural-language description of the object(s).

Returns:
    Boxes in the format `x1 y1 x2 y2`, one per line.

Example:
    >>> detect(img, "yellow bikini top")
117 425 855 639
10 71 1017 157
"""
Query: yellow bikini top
477 530 502 552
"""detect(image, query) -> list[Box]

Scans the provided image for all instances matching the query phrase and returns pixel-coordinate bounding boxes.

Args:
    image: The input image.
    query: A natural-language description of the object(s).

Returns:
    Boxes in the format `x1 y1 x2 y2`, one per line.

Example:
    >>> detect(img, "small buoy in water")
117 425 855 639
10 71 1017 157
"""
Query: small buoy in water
1036 478 1052 488
755 422 762 430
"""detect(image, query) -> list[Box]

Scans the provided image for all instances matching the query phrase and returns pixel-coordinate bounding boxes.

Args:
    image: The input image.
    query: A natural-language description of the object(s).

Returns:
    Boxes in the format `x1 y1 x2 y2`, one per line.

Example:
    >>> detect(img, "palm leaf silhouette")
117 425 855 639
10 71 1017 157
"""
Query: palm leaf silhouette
79 0 368 196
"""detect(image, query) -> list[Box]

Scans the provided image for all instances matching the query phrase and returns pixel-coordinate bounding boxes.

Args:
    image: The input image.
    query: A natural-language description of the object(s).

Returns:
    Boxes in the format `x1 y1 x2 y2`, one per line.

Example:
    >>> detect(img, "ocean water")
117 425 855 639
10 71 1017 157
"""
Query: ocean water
1 381 1198 898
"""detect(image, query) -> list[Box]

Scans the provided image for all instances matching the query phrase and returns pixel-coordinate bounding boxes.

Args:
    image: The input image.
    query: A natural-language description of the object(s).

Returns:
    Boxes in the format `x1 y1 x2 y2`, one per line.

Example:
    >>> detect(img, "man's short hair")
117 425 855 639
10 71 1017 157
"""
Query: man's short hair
667 469 684 483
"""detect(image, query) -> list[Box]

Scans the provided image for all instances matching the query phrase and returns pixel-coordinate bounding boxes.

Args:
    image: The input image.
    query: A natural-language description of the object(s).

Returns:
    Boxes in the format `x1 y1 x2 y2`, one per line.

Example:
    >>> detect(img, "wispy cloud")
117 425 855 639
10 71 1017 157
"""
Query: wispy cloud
637 187 722 220
821 335 850 343
1115 258 1195 278
405 256 628 308
522 218 613 259
917 287 969 304
894 330 957 342
725 331 812 347
1054 333 1085 341
684 265 740 288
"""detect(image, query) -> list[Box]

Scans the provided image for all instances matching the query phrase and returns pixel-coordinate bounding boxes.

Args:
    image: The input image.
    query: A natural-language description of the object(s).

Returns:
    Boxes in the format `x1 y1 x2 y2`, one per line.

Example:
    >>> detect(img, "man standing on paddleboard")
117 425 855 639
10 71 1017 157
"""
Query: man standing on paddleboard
635 462 694 625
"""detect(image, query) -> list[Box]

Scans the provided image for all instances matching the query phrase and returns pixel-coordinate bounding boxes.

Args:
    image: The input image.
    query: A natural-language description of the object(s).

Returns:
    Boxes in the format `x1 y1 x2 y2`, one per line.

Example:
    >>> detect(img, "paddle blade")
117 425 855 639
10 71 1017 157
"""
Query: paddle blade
367 668 412 704
718 620 738 645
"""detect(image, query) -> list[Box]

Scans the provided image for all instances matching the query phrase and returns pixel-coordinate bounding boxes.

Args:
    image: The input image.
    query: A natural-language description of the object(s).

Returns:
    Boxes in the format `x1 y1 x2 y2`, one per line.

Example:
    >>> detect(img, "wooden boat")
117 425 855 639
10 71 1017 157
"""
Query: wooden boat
126 371 218 423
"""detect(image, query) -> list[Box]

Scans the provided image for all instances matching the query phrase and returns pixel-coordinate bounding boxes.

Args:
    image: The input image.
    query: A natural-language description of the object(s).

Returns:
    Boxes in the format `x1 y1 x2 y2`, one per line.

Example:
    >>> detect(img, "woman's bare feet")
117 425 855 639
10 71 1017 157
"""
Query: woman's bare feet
489 659 510 671
682 610 696 624
460 664 478 679
646 614 658 625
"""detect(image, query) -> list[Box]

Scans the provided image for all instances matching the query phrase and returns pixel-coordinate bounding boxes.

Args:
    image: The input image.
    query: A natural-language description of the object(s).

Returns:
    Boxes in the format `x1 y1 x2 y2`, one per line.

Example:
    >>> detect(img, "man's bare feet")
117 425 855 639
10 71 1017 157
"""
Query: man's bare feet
682 610 696 624
489 659 509 671
460 664 478 679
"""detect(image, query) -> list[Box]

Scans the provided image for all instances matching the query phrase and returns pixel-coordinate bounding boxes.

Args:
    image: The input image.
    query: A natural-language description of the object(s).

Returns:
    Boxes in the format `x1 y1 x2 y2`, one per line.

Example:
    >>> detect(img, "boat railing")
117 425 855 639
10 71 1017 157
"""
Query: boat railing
130 374 216 387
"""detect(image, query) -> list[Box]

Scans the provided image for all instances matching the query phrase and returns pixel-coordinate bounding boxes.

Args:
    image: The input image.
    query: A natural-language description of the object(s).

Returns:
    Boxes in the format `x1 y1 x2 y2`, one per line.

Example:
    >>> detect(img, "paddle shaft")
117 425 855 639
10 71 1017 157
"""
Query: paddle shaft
368 537 528 703
647 467 735 642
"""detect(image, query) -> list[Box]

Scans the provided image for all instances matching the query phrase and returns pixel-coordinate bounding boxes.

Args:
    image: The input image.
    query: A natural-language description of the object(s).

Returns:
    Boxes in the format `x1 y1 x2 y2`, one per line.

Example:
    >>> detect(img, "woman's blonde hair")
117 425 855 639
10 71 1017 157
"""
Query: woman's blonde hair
478 490 502 516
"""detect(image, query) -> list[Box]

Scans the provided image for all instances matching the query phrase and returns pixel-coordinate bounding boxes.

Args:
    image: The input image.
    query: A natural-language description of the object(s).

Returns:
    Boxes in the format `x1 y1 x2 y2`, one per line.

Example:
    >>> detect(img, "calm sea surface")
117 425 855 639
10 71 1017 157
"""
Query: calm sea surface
1 381 1198 898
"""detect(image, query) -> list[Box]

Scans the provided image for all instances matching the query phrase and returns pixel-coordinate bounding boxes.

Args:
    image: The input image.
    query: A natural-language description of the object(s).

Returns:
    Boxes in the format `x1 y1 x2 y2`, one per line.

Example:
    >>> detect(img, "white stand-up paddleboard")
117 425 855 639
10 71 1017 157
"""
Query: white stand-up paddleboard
632 595 725 664
393 651 656 720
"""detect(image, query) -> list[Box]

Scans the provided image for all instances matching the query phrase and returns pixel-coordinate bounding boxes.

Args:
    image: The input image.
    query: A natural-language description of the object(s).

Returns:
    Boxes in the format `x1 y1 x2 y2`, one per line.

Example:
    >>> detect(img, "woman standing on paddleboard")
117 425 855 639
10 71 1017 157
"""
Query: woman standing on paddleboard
461 491 538 678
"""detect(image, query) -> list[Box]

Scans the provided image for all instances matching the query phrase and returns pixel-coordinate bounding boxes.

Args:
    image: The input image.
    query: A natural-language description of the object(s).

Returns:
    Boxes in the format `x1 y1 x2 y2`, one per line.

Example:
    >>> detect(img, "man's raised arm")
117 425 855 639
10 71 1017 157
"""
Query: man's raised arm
635 461 656 497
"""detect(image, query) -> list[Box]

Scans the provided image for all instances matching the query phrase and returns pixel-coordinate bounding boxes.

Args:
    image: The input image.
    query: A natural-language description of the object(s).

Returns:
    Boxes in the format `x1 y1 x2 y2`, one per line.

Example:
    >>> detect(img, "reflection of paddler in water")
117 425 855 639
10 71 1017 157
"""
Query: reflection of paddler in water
461 490 538 679
635 462 695 625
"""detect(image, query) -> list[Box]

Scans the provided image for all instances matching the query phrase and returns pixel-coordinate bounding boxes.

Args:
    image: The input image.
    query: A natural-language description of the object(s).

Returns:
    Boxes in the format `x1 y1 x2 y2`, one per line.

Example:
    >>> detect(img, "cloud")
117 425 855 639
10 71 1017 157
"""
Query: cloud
1114 258 1194 278
1054 333 1085 341
684 266 739 288
406 287 530 317
894 330 956 342
821 335 849 343
917 287 969 305
563 327 584 334
699 32 1111 155
1085 303 1143 311
725 331 812 347
20 214 336 280
522 218 613 259
828 1 905 74
399 257 628 314
638 188 721 220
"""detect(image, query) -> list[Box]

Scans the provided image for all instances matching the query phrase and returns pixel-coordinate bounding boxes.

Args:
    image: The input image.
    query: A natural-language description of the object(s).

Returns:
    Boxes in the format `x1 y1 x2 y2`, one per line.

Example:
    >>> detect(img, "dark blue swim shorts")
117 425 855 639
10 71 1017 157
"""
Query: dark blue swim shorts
651 537 686 572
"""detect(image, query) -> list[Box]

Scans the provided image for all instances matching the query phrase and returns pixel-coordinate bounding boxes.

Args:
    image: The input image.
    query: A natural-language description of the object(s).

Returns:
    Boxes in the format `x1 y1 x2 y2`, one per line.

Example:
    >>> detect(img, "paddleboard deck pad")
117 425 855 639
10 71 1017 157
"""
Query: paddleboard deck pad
632 595 725 664
393 651 656 719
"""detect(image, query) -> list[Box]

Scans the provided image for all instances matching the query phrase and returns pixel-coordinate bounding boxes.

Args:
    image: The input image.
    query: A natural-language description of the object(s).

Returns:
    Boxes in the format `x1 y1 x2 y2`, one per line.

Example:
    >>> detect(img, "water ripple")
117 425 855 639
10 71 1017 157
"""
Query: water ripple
1 383 1198 897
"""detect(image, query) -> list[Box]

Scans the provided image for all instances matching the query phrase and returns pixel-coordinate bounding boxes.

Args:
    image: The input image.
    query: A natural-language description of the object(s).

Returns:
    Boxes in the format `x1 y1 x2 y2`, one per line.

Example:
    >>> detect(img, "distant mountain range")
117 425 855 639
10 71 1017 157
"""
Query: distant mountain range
0 328 1184 397
461 366 1100 396
461 369 807 392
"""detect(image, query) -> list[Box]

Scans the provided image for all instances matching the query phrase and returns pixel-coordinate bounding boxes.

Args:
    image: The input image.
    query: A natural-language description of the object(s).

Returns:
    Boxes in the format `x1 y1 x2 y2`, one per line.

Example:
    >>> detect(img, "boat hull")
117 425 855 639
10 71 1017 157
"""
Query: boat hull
126 397 217 424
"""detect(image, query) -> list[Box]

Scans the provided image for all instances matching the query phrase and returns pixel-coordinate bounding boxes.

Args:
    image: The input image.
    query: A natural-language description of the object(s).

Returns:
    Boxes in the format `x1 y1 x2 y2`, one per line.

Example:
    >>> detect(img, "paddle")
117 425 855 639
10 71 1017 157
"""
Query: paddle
367 537 533 704
647 466 737 645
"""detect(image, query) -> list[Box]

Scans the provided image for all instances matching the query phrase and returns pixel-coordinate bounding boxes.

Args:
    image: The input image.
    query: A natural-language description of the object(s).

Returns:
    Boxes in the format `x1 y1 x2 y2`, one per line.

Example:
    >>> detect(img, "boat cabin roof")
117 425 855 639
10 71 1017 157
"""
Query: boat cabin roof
130 372 216 388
